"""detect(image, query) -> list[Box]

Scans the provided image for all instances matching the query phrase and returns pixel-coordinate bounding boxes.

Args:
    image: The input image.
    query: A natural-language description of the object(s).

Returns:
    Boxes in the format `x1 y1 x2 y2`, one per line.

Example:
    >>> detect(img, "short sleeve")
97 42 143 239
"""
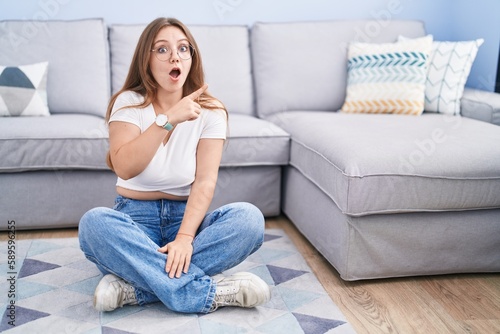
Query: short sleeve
201 109 227 140
108 92 143 128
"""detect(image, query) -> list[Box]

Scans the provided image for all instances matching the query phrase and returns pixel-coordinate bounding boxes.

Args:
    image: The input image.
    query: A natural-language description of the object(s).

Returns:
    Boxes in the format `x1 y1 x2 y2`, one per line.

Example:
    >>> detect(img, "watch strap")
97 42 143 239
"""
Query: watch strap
163 122 174 131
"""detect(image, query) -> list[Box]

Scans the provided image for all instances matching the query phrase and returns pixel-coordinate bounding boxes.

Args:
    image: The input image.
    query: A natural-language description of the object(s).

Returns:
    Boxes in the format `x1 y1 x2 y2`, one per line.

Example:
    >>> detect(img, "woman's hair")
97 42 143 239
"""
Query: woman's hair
105 17 227 169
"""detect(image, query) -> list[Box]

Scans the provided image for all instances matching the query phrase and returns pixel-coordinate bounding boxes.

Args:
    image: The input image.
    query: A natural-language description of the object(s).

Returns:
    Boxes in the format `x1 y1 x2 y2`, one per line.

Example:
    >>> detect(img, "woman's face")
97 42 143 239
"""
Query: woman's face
149 26 192 95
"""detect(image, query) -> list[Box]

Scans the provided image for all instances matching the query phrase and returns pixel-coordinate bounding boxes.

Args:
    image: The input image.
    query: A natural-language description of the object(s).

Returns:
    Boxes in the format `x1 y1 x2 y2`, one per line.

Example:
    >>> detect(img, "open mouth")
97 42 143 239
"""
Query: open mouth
169 68 181 79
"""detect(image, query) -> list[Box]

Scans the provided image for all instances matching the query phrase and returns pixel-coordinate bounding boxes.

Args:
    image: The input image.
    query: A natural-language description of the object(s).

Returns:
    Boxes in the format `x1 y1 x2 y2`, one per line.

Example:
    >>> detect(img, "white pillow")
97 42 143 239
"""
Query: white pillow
341 35 433 116
399 36 484 115
0 62 49 117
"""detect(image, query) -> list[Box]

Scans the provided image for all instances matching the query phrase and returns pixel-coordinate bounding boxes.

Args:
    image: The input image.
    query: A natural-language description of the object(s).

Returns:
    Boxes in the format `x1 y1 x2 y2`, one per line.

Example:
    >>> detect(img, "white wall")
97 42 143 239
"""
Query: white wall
0 0 447 26
0 0 498 91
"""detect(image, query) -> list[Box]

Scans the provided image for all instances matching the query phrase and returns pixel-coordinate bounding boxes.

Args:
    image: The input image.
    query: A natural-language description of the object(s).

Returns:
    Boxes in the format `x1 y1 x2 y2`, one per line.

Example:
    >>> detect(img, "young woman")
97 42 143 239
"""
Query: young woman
78 17 270 314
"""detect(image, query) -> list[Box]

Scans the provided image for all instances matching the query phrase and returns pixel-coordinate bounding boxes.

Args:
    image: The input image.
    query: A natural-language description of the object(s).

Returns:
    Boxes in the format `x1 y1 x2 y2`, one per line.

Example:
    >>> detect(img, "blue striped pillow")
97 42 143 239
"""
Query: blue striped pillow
341 36 433 116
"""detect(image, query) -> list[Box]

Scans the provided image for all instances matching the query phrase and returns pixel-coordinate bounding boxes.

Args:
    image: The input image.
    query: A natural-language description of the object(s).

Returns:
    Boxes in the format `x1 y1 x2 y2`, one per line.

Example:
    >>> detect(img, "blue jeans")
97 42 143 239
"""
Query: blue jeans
78 196 265 313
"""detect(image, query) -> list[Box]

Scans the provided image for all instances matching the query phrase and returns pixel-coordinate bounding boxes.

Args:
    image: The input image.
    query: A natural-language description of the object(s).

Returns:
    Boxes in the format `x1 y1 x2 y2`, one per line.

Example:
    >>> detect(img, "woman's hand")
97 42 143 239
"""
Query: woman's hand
157 235 194 278
167 84 208 126
107 84 208 180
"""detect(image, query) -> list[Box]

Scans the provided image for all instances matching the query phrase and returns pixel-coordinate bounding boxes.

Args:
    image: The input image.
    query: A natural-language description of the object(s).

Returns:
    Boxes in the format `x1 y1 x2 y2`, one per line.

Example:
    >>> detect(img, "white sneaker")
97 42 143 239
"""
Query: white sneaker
210 272 271 312
93 274 138 312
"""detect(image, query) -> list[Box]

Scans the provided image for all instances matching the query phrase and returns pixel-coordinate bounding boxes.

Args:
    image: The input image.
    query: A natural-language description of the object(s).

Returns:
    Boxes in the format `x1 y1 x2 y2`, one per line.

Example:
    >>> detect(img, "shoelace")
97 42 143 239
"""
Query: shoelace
118 281 137 306
210 286 238 311
215 287 237 305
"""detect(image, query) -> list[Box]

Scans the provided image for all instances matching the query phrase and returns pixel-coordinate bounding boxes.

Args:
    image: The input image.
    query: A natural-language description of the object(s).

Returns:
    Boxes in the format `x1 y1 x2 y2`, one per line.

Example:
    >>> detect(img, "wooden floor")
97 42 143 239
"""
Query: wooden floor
4 215 500 334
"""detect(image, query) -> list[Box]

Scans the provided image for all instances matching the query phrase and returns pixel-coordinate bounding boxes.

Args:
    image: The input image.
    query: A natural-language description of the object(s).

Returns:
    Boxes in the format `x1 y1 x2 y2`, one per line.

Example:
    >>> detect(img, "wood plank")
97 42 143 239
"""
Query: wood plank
419 275 500 320
0 228 78 241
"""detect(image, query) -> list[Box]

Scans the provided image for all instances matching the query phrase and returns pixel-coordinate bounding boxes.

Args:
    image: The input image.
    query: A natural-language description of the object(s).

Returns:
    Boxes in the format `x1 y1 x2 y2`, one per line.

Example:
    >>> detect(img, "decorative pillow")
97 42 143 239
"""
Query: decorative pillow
341 35 433 116
0 62 49 117
400 36 484 115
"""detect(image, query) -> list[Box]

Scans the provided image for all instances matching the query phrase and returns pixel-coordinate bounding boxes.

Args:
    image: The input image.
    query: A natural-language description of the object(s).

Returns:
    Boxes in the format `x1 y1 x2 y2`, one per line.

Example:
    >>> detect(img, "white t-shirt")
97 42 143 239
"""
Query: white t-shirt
109 91 227 196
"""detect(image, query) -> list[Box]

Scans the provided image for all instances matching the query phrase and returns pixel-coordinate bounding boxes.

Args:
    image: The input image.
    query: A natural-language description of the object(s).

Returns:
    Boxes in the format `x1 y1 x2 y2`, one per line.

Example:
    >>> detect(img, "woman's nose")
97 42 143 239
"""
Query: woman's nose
170 50 180 63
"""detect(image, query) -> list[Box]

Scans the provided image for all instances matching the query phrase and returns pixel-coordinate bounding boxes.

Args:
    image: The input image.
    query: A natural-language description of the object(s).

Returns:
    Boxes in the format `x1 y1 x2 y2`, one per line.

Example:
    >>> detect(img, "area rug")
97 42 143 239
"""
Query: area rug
0 229 356 333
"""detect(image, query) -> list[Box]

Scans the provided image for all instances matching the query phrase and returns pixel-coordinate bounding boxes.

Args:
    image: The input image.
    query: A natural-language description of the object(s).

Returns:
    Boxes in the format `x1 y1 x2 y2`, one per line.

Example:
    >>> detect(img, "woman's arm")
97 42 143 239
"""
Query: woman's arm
182 137 225 235
108 121 168 180
158 137 225 278
109 86 208 180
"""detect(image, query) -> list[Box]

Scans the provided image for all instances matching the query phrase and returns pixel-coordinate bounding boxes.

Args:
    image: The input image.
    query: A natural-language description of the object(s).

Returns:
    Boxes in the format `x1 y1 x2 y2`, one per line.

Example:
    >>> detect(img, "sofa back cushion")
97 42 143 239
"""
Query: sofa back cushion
0 19 110 117
251 20 426 119
109 24 254 116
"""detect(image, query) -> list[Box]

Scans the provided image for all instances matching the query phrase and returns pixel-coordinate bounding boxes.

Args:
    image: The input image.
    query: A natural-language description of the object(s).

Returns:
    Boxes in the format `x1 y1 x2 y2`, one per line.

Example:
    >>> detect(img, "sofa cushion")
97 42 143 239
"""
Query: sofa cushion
340 35 433 115
416 38 483 115
0 19 110 117
269 111 500 215
0 113 289 173
109 24 254 116
220 114 290 167
252 20 426 119
0 62 49 116
0 114 109 172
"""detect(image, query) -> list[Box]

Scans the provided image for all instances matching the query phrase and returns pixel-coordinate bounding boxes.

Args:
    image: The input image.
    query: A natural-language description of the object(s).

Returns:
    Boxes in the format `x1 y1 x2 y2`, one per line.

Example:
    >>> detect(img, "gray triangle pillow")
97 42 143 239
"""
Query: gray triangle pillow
0 62 49 117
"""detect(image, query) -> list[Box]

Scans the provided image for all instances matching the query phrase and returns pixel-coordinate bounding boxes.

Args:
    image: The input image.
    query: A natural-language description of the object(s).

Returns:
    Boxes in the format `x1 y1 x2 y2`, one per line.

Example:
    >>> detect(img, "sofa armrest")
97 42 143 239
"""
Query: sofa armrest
461 88 500 125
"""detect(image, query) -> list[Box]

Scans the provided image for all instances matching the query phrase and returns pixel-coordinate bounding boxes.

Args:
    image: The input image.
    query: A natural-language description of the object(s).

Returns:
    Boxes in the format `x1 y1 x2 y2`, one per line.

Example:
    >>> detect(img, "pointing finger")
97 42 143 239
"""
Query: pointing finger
188 83 208 100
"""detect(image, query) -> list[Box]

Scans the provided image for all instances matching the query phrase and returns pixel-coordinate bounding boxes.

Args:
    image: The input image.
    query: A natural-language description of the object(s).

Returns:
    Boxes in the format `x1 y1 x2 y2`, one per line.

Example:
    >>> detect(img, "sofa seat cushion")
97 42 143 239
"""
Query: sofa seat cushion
269 111 500 216
221 114 290 167
0 113 289 173
0 114 109 172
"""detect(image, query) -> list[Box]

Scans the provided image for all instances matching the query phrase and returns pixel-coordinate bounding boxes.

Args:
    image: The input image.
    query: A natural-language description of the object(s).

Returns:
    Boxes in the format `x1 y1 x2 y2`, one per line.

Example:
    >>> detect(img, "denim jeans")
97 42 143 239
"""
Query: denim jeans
78 196 265 313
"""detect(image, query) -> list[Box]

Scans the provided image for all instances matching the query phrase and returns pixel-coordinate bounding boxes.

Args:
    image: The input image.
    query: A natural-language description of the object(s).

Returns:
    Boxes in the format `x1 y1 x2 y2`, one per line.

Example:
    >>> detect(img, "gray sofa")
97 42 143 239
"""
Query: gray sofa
251 20 500 280
1 18 499 281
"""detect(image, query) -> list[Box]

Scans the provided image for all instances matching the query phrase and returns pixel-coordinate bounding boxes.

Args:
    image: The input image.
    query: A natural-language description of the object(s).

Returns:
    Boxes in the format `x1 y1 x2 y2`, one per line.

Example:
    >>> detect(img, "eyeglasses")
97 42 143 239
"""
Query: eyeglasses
151 43 195 61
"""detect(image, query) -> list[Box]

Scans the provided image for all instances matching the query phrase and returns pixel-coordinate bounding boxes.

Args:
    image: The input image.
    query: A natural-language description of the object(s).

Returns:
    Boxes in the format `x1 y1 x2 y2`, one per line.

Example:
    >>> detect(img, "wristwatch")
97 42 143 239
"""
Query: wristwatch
155 114 173 131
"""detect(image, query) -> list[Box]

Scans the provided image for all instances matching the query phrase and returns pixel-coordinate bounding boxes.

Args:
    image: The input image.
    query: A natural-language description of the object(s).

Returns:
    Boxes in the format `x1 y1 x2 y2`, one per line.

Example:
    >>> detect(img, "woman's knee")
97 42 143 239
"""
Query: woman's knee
79 207 126 256
243 202 264 222
228 202 265 235
79 207 116 237
230 202 265 253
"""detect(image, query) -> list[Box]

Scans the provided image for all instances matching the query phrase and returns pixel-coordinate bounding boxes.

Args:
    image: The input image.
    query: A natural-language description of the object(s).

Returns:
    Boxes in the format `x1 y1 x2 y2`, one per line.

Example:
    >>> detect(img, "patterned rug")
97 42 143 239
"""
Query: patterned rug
0 229 355 333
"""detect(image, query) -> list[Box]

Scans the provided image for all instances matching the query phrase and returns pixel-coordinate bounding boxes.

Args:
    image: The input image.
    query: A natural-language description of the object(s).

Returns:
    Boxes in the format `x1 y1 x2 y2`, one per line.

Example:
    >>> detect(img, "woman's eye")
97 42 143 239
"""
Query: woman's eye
158 47 169 54
179 45 189 52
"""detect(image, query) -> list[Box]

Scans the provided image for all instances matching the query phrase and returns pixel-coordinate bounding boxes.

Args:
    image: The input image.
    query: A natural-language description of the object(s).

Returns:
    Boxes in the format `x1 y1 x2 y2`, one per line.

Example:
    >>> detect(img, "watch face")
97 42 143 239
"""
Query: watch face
155 114 167 126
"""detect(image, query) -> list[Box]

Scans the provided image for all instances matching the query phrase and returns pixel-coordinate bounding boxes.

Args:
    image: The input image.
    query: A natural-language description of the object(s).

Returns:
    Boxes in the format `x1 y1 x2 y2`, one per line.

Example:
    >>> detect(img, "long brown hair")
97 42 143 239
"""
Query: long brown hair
105 17 227 169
